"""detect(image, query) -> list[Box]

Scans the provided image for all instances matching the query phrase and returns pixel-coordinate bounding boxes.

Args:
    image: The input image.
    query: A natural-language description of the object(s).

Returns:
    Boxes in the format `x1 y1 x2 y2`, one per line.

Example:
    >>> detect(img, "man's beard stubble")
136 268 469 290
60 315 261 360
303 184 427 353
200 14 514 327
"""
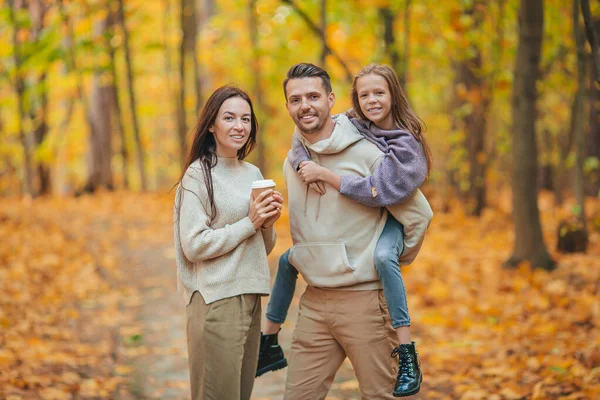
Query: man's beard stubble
295 112 327 136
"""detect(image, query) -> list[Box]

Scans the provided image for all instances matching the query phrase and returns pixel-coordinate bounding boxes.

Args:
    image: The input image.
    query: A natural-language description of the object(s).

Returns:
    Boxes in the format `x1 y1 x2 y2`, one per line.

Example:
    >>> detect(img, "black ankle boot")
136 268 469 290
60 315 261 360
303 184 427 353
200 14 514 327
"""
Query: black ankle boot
256 332 288 377
391 342 422 397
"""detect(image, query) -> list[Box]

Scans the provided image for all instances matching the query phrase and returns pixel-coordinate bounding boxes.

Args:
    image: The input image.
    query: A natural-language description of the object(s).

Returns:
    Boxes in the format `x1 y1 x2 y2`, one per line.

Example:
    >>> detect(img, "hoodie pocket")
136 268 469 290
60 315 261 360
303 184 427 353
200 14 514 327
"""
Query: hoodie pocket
288 242 357 288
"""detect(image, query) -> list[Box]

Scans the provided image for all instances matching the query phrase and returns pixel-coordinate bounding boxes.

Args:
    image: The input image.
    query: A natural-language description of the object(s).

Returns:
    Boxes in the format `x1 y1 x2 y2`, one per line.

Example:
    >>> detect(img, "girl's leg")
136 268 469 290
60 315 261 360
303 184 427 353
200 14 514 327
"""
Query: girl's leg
265 249 298 333
257 250 297 377
373 215 410 344
374 215 422 396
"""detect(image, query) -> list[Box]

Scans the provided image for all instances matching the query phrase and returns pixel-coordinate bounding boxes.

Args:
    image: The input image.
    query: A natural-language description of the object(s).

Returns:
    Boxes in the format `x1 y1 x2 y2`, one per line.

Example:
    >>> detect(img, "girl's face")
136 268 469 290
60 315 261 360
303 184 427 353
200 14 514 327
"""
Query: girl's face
210 97 252 157
356 73 395 130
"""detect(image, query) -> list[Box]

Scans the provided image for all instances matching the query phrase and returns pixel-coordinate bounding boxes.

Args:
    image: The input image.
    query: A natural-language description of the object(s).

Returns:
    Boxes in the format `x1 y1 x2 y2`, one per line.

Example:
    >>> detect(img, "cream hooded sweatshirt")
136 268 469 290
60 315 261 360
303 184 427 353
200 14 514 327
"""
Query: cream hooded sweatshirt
284 114 433 290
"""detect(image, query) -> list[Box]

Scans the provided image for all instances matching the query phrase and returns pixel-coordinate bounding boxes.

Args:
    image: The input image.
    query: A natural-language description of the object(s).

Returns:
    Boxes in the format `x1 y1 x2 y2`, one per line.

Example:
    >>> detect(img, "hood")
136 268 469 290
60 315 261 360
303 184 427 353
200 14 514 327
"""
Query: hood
294 114 363 155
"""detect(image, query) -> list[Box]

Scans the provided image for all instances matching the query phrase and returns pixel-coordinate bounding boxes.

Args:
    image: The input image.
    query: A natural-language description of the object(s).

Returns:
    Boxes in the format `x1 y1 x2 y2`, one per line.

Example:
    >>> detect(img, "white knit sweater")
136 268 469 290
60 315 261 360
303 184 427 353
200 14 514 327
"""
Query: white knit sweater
174 157 276 305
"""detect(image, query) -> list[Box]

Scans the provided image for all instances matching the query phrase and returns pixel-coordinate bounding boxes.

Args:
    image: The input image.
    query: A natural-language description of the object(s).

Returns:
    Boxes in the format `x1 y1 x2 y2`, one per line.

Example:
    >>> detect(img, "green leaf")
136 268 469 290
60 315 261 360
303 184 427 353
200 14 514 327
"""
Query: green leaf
584 157 600 173
125 334 143 345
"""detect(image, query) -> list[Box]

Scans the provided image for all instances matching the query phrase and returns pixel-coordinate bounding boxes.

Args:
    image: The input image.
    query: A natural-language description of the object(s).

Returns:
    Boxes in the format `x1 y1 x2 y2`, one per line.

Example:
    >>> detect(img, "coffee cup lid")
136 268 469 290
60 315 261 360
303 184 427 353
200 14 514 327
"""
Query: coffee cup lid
251 179 276 189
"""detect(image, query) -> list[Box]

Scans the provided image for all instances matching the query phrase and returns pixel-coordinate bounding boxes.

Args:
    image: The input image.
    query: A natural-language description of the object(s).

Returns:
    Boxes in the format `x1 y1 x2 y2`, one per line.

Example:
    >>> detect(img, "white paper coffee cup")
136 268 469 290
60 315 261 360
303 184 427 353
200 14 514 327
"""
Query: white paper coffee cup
251 179 276 198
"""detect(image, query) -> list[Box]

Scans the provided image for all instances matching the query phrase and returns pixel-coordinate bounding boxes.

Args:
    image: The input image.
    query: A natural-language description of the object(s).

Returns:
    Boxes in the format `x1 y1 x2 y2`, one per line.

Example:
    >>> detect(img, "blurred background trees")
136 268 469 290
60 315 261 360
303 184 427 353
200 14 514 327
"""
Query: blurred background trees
0 0 598 268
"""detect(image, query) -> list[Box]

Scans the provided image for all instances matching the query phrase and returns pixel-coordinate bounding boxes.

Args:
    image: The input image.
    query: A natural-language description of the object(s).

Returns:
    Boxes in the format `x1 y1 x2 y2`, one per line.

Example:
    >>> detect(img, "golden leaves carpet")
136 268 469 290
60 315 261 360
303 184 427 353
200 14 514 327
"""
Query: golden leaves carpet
0 192 598 399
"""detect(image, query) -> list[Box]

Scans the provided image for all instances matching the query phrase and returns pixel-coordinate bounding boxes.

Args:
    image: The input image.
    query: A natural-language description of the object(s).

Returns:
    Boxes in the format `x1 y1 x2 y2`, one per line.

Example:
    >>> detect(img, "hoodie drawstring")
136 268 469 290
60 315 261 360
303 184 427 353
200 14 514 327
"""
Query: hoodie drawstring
303 181 322 220
315 193 321 221
303 184 309 217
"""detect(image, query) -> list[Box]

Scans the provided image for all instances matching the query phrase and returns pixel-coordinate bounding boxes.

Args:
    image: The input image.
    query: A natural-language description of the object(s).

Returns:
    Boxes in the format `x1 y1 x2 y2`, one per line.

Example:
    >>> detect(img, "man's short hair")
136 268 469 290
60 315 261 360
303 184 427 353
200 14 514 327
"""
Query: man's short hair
283 63 332 99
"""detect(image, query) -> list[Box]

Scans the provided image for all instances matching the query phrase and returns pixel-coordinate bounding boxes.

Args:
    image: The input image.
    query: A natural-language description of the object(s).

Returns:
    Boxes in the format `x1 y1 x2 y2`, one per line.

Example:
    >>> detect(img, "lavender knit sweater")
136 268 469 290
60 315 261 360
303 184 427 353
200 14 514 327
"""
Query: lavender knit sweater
289 116 427 207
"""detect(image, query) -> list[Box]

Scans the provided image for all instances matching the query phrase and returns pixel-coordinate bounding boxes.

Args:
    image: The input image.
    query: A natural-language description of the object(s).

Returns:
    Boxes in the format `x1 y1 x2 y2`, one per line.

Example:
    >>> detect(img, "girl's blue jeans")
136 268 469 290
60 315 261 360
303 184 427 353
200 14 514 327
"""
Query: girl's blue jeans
266 215 410 329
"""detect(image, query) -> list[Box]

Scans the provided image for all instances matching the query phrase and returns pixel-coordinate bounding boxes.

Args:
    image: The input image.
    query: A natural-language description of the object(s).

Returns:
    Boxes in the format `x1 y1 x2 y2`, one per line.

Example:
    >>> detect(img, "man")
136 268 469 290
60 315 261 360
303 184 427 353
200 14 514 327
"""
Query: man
260 63 433 399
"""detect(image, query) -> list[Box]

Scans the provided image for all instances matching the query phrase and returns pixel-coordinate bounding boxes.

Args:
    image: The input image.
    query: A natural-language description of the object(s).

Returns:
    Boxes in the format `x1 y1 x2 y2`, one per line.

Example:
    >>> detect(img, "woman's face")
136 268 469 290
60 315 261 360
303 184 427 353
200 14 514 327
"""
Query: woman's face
356 73 395 130
210 97 252 158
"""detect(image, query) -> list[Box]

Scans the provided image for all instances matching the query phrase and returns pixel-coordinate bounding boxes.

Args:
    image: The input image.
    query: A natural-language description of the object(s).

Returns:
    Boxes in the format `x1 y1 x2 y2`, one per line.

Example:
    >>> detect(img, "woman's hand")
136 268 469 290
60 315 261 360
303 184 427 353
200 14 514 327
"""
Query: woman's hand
249 190 278 230
261 191 283 229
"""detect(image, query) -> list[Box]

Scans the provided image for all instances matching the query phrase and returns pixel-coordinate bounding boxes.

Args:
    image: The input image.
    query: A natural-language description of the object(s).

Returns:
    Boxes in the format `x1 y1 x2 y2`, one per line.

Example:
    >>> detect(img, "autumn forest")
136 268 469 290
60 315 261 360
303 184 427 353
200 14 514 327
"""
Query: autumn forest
0 0 599 398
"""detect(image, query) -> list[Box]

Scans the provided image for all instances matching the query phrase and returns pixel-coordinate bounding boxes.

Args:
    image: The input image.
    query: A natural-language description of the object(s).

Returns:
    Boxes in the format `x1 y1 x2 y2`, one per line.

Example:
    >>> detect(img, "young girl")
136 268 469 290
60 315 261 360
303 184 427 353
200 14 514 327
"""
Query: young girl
258 64 432 398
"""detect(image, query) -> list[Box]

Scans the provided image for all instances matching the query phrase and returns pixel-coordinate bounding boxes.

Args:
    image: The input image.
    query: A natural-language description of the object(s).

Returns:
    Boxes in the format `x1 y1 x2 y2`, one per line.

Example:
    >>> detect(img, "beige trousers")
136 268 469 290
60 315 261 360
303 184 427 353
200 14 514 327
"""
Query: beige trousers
186 291 261 400
284 287 398 400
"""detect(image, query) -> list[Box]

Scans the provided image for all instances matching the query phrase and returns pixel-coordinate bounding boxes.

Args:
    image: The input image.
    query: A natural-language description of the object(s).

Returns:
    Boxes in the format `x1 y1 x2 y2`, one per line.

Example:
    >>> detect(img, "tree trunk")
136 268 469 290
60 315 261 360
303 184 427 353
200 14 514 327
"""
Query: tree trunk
190 1 202 112
177 0 188 158
586 19 600 196
379 7 401 82
181 0 201 112
506 0 555 270
320 0 327 66
57 0 96 195
580 0 600 82
33 73 51 195
29 0 51 195
84 17 114 192
553 121 574 205
192 43 202 112
106 4 129 189
573 0 587 231
378 2 411 87
117 0 147 190
249 0 266 172
402 0 411 86
86 77 114 191
8 0 34 197
451 2 489 216
197 0 214 95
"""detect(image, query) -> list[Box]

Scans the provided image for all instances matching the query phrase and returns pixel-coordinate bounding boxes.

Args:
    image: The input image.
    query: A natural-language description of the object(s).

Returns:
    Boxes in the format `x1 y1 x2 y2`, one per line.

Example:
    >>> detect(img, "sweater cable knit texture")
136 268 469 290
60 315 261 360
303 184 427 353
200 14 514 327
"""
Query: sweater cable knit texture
174 157 276 305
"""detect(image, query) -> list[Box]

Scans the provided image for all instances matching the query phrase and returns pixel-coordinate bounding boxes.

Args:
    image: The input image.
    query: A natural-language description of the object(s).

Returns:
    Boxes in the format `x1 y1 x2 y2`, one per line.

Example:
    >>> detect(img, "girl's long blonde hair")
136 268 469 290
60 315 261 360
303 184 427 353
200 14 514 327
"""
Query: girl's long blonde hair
351 64 432 177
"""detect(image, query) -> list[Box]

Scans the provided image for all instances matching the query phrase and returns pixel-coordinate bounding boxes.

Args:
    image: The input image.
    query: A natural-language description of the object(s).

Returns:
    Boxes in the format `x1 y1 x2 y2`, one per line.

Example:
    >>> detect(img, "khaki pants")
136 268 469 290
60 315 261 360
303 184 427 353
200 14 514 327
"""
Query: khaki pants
284 287 398 400
186 291 261 400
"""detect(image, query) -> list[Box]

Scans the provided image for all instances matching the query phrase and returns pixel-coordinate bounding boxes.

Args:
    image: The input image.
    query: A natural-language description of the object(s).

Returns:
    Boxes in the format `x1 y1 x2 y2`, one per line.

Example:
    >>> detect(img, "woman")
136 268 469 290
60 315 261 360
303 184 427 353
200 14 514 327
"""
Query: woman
259 64 431 397
174 85 283 399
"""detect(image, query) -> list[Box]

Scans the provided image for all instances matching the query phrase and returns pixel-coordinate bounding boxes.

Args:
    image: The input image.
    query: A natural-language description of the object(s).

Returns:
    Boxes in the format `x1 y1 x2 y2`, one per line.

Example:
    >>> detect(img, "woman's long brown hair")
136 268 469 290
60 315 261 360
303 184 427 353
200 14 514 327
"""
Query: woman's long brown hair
351 64 432 177
175 85 258 220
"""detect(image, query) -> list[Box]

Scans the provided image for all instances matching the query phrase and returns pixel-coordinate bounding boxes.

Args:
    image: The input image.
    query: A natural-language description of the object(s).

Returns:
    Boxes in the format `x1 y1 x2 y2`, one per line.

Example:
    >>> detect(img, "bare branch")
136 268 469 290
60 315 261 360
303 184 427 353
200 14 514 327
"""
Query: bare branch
282 0 353 82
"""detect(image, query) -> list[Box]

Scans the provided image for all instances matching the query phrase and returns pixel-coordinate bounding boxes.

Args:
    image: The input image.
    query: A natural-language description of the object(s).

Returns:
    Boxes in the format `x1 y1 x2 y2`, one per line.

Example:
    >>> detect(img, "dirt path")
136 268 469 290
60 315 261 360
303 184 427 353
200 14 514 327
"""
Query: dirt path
9 193 598 399
112 216 400 399
118 236 372 399
50 193 428 400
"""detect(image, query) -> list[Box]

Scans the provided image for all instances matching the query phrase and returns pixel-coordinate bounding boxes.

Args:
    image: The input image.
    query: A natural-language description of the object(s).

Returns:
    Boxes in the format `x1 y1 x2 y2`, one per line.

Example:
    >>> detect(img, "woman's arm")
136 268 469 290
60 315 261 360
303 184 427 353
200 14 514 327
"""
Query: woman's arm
261 226 277 255
178 173 257 263
253 168 281 255
339 131 427 207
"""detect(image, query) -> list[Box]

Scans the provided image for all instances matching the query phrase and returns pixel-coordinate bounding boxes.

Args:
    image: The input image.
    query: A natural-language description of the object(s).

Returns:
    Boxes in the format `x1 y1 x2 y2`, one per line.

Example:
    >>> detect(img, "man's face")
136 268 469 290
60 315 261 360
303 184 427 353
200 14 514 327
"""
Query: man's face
285 77 335 137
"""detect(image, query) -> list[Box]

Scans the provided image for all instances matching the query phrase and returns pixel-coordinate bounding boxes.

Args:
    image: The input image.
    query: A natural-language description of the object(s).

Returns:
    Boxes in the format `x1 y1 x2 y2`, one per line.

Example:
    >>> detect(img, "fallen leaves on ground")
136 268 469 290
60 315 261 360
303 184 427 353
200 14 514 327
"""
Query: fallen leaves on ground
406 193 600 399
0 192 170 399
0 190 599 399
